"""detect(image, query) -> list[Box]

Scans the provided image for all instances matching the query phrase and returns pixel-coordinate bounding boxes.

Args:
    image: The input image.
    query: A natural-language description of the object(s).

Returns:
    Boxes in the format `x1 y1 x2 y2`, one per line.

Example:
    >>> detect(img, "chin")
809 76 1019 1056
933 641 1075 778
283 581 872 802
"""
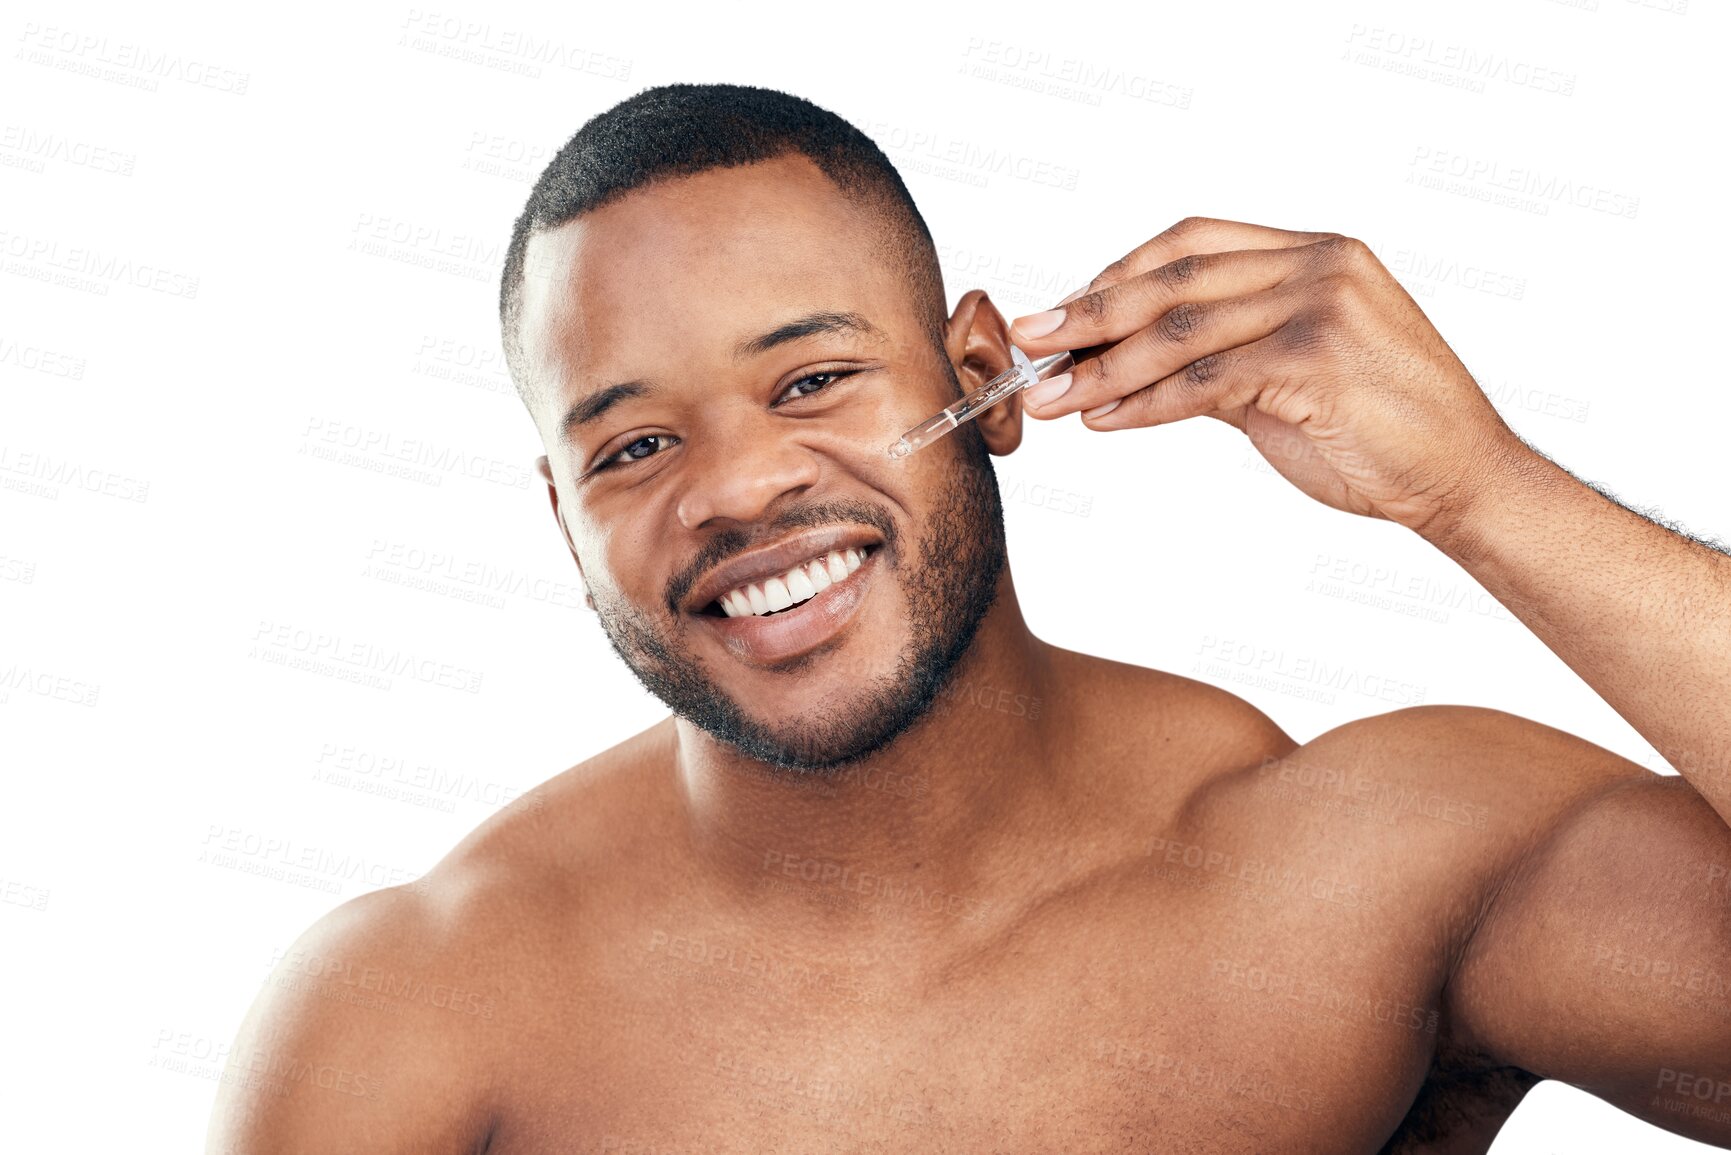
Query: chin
688 665 938 775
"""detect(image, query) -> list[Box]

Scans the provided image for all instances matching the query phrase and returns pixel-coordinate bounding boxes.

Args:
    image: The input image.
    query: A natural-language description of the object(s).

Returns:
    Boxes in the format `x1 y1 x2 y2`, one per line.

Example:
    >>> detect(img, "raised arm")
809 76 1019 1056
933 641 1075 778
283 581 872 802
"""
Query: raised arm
1428 443 1731 822
1005 214 1731 1141
1007 213 1730 822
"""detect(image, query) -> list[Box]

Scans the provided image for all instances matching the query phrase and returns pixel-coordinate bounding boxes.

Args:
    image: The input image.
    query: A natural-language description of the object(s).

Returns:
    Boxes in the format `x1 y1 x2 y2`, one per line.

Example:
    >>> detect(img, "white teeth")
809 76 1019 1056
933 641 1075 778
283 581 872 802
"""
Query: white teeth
714 546 874 619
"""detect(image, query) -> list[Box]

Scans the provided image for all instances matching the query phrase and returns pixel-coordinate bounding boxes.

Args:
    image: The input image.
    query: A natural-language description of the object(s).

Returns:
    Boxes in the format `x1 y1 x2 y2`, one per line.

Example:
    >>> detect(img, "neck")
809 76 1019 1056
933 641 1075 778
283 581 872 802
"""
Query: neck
669 570 1067 921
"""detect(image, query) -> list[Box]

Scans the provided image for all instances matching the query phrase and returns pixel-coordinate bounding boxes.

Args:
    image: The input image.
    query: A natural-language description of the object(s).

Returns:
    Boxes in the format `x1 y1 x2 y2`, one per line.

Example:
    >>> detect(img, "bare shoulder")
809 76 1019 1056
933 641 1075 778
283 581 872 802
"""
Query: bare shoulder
1229 705 1659 868
1049 644 1298 772
1303 715 1731 1146
207 719 679 1154
204 879 499 1153
1169 704 1666 945
434 714 681 885
1287 704 1659 842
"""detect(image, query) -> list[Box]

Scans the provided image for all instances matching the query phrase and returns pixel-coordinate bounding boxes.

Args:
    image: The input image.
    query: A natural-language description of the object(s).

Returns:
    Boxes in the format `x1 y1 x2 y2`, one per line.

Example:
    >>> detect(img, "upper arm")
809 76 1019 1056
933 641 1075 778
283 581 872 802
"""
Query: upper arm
205 885 495 1155
1449 755 1731 1144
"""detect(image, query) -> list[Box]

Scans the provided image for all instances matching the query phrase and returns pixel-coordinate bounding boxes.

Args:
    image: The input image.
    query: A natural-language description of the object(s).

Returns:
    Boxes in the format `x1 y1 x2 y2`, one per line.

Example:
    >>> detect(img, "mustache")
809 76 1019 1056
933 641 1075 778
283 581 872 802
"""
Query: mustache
663 499 898 617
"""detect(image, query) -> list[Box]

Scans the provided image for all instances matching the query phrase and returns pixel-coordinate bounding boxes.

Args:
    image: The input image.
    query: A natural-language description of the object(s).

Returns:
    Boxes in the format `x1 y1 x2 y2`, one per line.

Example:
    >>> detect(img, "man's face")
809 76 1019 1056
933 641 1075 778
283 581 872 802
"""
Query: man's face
518 154 1007 772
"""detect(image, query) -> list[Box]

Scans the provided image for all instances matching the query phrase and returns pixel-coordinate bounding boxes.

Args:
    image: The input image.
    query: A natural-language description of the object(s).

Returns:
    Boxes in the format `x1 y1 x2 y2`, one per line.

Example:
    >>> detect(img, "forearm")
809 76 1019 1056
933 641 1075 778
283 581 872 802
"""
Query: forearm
1426 445 1731 823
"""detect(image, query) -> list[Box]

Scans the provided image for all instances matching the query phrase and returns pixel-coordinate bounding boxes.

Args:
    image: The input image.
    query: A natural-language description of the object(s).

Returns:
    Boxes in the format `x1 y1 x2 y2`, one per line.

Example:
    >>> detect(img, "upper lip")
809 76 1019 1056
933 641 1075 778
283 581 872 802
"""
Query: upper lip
683 526 884 614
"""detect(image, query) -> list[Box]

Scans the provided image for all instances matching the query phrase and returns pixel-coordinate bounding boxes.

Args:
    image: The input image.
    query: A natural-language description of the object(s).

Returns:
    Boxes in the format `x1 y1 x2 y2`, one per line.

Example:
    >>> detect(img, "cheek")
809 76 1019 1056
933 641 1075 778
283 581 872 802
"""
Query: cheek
808 370 960 468
571 514 660 602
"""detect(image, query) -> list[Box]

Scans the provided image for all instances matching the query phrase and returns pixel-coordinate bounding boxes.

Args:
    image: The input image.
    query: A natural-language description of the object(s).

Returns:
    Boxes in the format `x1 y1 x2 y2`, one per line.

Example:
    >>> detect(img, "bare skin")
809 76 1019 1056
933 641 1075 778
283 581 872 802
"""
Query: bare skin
207 159 1731 1153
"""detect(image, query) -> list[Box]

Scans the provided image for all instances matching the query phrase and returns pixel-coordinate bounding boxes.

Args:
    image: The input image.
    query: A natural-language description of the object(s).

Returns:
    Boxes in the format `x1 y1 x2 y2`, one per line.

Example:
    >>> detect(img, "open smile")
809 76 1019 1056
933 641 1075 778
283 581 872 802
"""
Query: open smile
701 544 878 618
689 542 883 665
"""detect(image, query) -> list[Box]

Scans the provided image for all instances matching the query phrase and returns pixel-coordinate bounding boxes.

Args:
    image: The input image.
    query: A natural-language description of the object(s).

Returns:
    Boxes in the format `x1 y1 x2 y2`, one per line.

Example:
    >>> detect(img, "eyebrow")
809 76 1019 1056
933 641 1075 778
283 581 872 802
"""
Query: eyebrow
732 310 883 360
559 311 885 442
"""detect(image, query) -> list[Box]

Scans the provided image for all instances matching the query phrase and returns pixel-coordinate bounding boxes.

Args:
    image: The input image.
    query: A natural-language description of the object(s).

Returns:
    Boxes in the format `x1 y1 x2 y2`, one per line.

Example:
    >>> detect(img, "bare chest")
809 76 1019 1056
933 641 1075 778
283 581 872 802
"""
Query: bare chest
481 873 1450 1153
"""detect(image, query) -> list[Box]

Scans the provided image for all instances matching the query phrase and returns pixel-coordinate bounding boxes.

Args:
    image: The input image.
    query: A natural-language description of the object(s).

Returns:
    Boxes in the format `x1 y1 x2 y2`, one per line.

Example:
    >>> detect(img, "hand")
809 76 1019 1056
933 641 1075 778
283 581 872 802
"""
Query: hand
1008 216 1533 540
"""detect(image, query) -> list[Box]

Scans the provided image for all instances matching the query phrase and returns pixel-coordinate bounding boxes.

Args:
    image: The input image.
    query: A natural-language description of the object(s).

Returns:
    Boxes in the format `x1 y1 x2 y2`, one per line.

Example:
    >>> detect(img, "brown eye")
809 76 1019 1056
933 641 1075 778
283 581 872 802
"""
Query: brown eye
593 433 679 473
777 370 856 403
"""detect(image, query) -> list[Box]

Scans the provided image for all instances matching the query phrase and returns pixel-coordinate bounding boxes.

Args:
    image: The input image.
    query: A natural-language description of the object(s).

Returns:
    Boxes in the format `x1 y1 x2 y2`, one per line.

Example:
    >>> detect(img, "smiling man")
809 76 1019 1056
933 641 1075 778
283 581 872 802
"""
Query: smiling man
208 84 1731 1154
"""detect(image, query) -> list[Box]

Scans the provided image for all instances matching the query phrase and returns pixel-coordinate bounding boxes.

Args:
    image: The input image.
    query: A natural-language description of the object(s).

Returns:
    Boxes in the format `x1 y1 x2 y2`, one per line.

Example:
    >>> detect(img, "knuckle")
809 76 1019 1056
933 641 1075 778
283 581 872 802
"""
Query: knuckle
1156 253 1205 289
1070 287 1112 326
1108 383 1157 424
1339 237 1377 272
1089 329 1147 385
1331 270 1373 310
1311 271 1364 312
1156 301 1207 343
1317 234 1373 268
1170 215 1213 236
1076 341 1115 388
1073 343 1103 382
1182 352 1226 390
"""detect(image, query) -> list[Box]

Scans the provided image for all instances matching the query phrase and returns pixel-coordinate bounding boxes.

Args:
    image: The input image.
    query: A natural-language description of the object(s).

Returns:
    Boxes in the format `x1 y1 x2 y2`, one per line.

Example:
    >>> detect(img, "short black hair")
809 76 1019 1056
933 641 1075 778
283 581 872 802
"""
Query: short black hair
499 82 948 418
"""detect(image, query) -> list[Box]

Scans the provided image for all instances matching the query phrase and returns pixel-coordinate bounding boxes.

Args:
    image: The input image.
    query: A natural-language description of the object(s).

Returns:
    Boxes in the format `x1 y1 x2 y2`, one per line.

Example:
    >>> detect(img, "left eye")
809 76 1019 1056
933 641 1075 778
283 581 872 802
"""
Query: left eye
777 370 854 403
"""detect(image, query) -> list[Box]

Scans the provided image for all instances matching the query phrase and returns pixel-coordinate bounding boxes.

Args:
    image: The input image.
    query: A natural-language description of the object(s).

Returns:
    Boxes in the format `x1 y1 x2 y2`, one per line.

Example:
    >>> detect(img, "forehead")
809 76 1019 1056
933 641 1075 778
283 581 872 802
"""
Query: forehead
517 154 908 411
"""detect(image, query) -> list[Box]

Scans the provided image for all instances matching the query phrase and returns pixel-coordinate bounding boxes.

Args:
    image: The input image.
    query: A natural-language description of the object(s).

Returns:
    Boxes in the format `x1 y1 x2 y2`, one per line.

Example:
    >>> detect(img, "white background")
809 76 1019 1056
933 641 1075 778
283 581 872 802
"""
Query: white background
2 0 1725 1150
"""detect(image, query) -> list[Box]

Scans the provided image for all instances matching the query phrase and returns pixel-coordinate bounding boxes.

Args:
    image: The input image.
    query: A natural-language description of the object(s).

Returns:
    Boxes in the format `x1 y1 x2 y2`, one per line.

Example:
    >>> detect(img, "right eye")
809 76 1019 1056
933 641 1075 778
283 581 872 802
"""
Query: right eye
591 433 681 474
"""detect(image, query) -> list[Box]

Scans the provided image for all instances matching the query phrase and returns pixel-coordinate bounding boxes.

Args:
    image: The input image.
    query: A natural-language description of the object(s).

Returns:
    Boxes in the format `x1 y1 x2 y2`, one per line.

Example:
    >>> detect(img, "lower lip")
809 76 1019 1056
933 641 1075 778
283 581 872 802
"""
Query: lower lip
694 549 881 665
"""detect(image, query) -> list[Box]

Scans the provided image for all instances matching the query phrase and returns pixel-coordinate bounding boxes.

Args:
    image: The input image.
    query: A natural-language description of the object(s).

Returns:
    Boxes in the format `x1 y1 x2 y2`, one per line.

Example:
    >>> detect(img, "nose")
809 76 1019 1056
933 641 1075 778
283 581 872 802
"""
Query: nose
673 421 823 530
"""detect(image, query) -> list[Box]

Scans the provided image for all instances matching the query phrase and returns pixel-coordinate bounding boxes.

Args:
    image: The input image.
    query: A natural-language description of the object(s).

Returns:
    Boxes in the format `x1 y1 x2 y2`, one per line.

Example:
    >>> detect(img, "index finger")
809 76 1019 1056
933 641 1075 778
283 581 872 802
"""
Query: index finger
1037 215 1335 312
1009 241 1325 355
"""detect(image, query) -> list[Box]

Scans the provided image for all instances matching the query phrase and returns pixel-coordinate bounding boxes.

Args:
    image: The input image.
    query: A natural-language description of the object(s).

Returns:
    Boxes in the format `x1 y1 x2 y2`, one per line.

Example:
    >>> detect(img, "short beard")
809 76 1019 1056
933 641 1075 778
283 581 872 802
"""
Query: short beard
588 423 1006 774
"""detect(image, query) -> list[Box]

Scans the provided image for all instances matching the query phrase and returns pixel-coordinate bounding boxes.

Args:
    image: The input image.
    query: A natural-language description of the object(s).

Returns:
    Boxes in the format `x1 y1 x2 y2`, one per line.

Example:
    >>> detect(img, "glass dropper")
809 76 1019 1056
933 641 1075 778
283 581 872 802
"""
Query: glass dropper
886 346 1076 460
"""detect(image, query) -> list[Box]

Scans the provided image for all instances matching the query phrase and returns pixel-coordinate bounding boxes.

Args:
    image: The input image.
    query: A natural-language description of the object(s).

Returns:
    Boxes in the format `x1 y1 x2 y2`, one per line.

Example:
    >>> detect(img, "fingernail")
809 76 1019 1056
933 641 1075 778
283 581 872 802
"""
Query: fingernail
1082 399 1120 419
1023 372 1072 409
1056 285 1090 306
1011 309 1065 340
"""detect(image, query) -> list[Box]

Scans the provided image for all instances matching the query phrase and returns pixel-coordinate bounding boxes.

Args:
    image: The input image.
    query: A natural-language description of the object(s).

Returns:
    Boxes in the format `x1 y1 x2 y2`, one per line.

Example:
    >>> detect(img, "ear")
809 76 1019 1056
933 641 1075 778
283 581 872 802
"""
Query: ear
536 455 596 610
943 289 1024 456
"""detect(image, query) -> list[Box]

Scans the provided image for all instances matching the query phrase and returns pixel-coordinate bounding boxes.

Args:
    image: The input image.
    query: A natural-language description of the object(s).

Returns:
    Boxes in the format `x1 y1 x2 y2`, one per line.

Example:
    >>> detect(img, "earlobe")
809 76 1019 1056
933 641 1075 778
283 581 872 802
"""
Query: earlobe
945 289 1025 457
